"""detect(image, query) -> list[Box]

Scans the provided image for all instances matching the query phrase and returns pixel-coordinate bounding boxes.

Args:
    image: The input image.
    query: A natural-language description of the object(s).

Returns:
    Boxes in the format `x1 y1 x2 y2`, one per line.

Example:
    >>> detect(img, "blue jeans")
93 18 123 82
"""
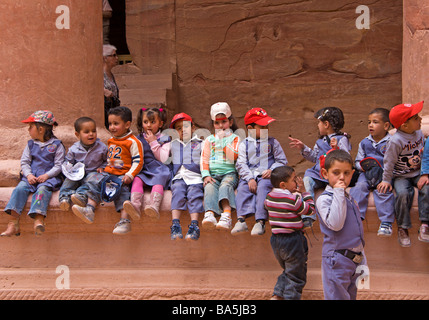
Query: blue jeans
59 171 101 204
303 176 326 221
4 181 53 218
270 231 308 300
349 173 395 223
393 175 429 229
203 172 238 214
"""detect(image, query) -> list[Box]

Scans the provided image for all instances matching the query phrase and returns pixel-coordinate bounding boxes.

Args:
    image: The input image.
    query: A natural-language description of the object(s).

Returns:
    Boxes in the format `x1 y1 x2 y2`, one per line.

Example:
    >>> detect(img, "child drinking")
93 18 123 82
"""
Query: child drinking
201 102 240 230
124 106 171 220
2 110 65 236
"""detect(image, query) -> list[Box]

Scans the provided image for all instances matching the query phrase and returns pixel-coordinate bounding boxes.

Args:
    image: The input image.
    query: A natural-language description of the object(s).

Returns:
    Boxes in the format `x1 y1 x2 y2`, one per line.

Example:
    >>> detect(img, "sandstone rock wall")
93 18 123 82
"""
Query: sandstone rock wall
403 0 429 114
172 0 403 170
0 1 103 159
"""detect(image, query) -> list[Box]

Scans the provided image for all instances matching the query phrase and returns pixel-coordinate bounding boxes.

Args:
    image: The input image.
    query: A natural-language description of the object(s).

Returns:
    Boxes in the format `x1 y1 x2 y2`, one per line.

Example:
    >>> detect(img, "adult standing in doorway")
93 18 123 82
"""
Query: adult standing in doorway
103 44 120 129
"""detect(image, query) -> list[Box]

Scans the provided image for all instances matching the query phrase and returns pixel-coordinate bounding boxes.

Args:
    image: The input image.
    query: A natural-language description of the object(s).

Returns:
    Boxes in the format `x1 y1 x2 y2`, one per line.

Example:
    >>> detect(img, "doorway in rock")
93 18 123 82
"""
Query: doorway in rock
108 0 131 63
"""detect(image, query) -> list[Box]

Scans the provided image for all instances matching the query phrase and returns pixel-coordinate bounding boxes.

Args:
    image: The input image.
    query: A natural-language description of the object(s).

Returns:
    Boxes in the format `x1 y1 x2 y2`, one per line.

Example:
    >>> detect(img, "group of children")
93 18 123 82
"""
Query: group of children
2 100 429 300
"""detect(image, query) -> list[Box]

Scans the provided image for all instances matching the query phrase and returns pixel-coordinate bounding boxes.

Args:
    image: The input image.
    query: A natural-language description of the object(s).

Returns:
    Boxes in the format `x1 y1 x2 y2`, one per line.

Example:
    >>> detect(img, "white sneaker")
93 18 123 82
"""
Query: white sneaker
231 220 248 235
72 205 94 224
202 211 217 230
251 220 266 236
113 219 131 235
216 214 232 230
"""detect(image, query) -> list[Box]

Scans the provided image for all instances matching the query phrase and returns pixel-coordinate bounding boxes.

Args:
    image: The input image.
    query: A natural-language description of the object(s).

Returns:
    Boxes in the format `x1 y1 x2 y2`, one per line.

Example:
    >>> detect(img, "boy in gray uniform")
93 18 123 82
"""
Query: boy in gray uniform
377 101 429 247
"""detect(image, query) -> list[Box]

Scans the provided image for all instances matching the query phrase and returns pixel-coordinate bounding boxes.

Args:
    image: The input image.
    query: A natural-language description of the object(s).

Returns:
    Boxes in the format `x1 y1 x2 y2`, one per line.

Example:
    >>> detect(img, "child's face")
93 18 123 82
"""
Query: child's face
321 160 354 189
248 124 269 139
368 113 390 141
28 123 45 141
142 113 163 134
213 114 233 131
401 113 421 134
317 120 330 136
174 120 194 141
108 114 131 137
281 171 298 193
76 121 97 145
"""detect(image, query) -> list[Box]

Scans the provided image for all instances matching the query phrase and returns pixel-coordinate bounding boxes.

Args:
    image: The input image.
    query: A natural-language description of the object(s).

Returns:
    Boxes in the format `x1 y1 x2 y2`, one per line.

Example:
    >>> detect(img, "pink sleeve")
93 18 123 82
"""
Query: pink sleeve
150 140 171 164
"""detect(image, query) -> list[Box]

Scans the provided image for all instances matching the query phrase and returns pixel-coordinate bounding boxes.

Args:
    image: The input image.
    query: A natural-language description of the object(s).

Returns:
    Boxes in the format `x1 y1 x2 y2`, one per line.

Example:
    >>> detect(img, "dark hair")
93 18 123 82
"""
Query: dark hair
137 104 167 134
34 122 56 141
212 114 239 132
369 108 391 126
108 106 132 123
324 149 353 171
74 117 96 132
270 166 295 188
315 107 351 139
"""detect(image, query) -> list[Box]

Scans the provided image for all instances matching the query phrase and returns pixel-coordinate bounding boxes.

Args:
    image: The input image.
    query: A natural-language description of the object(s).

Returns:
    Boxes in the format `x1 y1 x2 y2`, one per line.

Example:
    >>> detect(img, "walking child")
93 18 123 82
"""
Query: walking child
377 101 429 246
2 110 65 236
60 117 108 212
316 149 366 300
289 107 351 227
168 112 204 241
265 166 314 300
123 106 171 220
349 108 395 236
201 102 241 230
232 108 288 236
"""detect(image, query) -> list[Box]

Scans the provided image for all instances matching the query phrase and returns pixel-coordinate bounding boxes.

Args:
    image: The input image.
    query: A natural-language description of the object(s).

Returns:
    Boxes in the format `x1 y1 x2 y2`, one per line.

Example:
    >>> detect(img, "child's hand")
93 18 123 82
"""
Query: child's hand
203 176 214 187
145 130 157 144
122 175 132 185
261 169 272 179
27 174 37 185
330 137 338 149
377 181 392 194
97 168 105 173
333 180 347 190
296 176 305 193
248 179 257 194
288 137 305 150
417 174 429 190
36 174 49 183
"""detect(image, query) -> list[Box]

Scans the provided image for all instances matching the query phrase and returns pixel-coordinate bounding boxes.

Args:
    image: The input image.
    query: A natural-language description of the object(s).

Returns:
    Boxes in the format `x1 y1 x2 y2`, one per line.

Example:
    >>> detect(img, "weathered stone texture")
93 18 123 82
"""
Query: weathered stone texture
172 0 402 169
403 0 429 115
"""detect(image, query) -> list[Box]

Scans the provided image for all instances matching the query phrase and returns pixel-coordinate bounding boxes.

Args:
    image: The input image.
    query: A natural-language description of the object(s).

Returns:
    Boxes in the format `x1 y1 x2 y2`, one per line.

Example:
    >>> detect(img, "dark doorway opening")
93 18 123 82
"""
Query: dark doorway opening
108 0 129 55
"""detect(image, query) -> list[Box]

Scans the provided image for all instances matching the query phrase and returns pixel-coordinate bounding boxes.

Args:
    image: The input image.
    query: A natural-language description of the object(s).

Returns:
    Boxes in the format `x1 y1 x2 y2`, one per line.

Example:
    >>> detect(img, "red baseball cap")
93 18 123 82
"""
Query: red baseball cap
389 101 424 129
21 110 58 126
244 108 275 126
170 112 193 128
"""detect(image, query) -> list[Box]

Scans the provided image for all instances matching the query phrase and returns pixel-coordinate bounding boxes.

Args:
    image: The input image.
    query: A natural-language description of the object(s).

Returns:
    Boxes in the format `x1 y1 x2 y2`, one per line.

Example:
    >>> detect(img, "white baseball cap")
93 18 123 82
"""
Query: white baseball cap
62 162 85 181
210 102 232 120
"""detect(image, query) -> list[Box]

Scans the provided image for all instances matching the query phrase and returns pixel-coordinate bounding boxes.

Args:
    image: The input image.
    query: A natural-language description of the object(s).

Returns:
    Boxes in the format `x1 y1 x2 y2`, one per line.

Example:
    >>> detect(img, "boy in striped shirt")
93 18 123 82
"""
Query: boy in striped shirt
265 166 314 300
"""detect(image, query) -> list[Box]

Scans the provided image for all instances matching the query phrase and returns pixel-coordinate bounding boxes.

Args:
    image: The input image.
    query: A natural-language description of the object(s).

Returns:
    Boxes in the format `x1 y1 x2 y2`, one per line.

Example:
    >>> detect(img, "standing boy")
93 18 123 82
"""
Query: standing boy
377 101 429 246
265 166 314 300
316 150 366 300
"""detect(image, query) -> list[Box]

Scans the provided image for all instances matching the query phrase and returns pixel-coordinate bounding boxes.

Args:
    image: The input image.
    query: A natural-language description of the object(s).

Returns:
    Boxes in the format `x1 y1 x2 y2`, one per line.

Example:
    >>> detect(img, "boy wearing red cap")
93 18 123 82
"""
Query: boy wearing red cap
377 101 429 246
168 112 204 240
232 108 288 236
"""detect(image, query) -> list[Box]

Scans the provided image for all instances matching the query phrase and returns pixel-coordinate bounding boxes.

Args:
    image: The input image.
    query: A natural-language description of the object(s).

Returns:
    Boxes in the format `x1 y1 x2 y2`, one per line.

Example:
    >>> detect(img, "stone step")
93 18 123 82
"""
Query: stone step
119 88 169 105
0 186 428 300
114 73 173 90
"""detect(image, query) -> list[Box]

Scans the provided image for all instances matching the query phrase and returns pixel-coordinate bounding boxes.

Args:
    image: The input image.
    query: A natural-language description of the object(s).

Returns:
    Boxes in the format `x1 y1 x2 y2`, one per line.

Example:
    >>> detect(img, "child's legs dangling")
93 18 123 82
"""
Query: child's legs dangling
144 184 164 219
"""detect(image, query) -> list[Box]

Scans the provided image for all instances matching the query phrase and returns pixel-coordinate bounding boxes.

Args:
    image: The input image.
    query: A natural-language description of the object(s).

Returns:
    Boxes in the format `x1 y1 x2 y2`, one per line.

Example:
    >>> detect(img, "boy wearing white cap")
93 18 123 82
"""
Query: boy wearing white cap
201 102 241 230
